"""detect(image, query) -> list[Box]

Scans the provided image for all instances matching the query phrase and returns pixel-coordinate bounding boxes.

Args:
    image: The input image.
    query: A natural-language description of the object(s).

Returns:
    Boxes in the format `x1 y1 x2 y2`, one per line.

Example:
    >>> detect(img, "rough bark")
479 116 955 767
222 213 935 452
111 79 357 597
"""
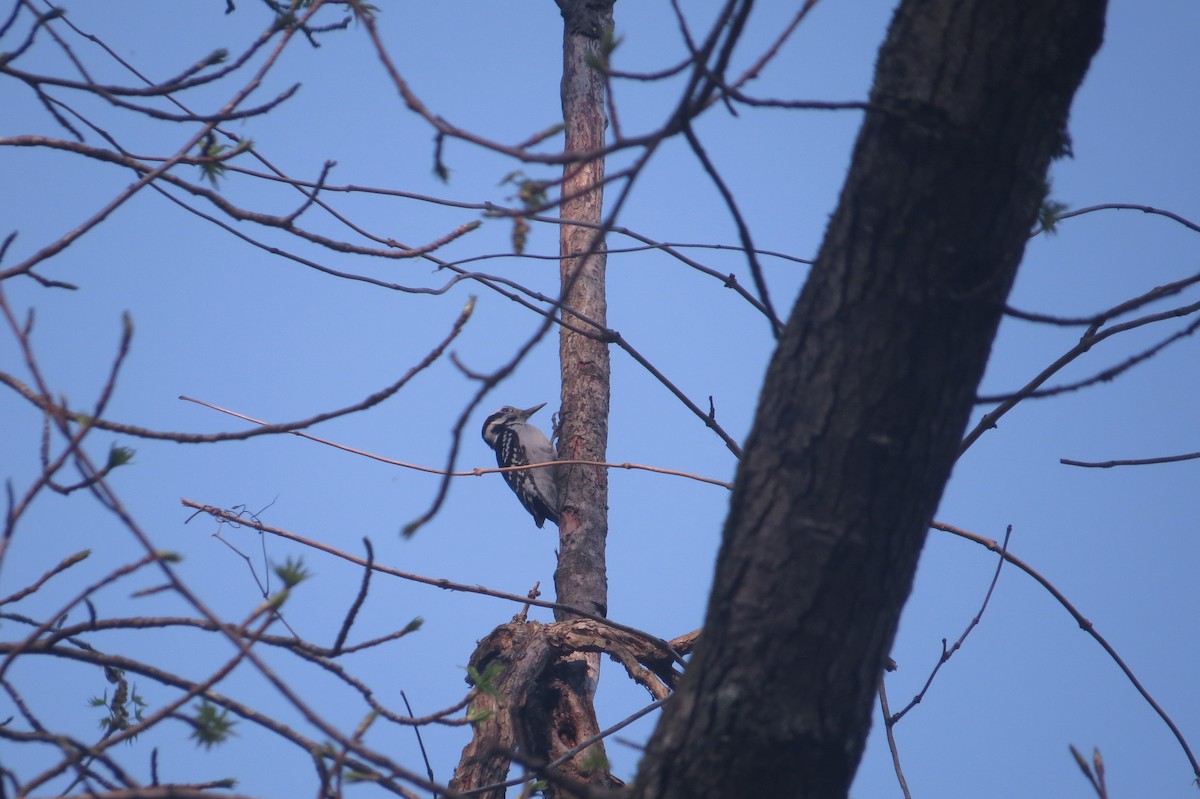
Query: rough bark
451 4 615 794
632 2 1107 798
451 3 615 791
535 1 616 795
554 0 612 622
448 625 552 799
448 619 676 798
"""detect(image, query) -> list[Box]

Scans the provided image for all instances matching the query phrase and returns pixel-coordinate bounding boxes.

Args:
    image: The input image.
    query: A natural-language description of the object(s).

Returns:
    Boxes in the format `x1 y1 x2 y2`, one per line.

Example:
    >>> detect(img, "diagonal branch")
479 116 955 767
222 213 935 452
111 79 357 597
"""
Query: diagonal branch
932 520 1200 784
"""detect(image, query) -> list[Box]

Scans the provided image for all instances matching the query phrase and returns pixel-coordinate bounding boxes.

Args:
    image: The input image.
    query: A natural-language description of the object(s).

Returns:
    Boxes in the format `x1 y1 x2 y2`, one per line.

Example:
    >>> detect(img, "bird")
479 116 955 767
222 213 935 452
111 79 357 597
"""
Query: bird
481 403 561 528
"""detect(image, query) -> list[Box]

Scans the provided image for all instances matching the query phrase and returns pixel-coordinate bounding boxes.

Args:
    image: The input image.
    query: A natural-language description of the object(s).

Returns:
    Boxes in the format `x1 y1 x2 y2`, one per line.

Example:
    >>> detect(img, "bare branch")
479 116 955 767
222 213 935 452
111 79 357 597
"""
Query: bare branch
977 316 1200 403
681 123 782 336
887 525 1012 724
932 520 1200 784
182 498 685 667
0 299 471 444
1054 203 1200 236
181 392 731 489
877 679 913 799
962 299 1200 454
1061 450 1200 469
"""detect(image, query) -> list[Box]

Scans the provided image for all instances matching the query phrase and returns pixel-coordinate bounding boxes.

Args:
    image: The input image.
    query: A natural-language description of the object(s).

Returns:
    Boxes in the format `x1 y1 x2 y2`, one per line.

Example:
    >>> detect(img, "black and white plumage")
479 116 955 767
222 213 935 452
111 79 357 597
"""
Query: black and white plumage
481 403 561 528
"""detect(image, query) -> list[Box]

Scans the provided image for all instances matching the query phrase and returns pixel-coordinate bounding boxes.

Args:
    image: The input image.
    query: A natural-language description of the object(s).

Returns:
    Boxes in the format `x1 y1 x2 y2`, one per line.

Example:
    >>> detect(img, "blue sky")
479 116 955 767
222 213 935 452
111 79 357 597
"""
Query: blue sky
1 2 1198 797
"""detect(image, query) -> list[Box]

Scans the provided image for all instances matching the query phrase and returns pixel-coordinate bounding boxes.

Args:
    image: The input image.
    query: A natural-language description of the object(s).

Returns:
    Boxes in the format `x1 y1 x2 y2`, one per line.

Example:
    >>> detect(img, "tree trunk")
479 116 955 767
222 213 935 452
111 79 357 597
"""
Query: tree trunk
536 0 617 794
632 2 1106 798
554 0 611 626
450 4 616 794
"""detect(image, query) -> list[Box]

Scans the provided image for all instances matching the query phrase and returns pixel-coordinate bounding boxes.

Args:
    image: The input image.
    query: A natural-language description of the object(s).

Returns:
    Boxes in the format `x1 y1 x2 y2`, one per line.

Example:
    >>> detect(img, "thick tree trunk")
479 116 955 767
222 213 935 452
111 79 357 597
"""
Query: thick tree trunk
632 2 1106 798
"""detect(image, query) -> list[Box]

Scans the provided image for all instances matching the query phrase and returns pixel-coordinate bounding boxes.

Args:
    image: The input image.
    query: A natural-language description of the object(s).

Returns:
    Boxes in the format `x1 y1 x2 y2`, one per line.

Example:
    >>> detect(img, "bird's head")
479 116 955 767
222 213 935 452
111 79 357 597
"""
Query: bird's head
481 403 546 447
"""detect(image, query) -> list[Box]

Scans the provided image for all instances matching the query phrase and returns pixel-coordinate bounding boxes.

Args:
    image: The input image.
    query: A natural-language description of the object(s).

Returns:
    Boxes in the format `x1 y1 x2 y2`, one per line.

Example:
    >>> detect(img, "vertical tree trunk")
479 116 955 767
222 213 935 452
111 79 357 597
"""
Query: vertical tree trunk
555 0 612 623
530 1 617 794
451 6 616 794
632 2 1106 798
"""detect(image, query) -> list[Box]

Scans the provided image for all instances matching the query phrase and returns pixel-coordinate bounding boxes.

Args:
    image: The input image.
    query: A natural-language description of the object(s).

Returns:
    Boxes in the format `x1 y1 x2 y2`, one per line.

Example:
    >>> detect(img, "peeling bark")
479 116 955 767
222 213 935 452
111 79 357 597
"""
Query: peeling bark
452 1 616 793
449 619 678 797
545 0 617 795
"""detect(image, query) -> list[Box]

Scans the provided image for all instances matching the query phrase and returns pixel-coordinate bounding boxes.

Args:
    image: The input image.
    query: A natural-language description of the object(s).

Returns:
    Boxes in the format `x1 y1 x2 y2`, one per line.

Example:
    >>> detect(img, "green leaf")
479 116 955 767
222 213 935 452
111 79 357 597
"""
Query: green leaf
107 445 135 469
273 555 311 589
1037 199 1070 236
498 170 549 210
466 661 505 697
190 700 236 750
601 30 624 57
197 133 229 188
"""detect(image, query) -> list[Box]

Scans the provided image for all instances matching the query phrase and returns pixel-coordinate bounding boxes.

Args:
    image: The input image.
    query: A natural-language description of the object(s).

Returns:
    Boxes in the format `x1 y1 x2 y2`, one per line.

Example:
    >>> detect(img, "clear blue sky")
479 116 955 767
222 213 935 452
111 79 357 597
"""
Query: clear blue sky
2 2 1198 797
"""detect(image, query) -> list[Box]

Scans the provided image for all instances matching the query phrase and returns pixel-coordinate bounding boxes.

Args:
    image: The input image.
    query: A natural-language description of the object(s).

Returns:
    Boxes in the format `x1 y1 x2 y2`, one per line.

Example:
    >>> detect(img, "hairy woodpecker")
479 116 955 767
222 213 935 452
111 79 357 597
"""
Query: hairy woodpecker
481 403 561 528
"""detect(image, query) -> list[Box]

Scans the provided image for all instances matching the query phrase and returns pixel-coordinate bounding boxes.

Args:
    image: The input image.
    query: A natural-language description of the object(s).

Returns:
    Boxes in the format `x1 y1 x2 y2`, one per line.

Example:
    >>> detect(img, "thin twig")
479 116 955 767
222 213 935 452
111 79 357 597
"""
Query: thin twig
1061 450 1200 468
332 538 374 654
931 520 1200 784
462 698 666 797
1054 203 1200 236
1069 745 1110 799
961 298 1200 454
181 394 732 489
400 690 437 792
0 300 471 445
877 679 913 799
181 498 686 668
889 525 1012 724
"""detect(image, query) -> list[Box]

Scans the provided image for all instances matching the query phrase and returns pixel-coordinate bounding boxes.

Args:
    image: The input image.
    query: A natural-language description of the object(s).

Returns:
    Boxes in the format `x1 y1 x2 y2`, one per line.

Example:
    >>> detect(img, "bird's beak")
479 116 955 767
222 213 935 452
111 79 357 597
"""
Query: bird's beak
522 402 547 419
